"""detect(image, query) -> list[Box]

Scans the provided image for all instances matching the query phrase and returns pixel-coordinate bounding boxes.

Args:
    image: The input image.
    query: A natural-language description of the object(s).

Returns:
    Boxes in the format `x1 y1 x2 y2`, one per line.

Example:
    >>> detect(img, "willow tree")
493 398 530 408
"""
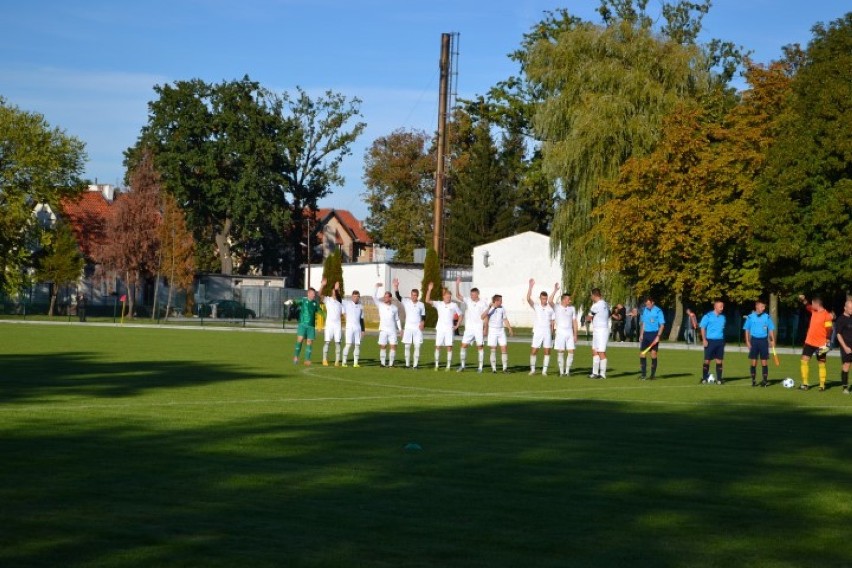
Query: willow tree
523 4 713 299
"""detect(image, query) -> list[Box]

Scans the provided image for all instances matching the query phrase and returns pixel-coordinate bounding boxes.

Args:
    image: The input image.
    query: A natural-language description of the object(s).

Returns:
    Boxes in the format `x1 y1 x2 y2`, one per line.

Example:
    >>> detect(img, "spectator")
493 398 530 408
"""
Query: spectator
76 293 87 322
611 303 626 341
625 307 640 342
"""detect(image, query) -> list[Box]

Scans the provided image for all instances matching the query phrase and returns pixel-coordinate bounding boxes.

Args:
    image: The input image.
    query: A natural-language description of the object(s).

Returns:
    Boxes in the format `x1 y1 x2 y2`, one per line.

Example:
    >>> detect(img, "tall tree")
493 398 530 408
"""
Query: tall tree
444 114 514 264
0 99 86 294
276 88 366 286
363 129 435 262
34 221 84 316
320 250 344 298
96 151 161 318
753 13 852 297
128 77 291 275
157 191 195 319
421 247 442 327
525 6 712 298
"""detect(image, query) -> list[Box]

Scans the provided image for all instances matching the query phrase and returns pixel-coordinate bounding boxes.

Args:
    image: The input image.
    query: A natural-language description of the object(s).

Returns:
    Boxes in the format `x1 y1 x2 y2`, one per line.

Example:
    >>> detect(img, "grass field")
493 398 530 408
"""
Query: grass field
1 322 850 568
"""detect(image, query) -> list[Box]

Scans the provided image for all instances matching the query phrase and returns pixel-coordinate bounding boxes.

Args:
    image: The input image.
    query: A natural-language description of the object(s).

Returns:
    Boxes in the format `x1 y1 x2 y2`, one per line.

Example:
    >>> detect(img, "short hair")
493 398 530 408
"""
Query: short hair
471 287 479 294
308 287 316 293
645 296 654 303
561 293 571 299
492 294 502 302
539 291 548 297
812 296 823 304
410 289 419 295
351 290 360 295
591 288 601 296
756 298 766 305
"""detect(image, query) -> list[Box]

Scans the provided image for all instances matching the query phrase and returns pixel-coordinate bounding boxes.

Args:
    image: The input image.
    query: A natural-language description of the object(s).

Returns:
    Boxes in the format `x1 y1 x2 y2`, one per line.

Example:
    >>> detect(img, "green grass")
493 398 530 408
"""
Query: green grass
1 323 850 567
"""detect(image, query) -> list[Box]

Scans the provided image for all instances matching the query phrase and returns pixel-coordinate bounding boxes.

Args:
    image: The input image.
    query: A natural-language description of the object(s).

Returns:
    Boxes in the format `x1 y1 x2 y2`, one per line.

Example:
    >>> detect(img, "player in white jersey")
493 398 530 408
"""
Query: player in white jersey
393 278 426 368
341 289 365 367
322 281 344 366
374 283 402 367
455 277 488 373
426 281 461 370
482 294 514 373
549 284 579 376
585 288 611 378
526 279 557 376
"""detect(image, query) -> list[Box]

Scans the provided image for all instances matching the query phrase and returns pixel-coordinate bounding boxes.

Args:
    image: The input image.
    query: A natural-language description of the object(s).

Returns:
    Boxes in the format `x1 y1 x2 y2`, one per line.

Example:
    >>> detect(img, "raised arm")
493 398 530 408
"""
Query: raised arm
549 282 559 308
319 277 328 301
426 282 435 306
393 277 403 302
455 276 464 303
374 282 383 301
526 278 535 308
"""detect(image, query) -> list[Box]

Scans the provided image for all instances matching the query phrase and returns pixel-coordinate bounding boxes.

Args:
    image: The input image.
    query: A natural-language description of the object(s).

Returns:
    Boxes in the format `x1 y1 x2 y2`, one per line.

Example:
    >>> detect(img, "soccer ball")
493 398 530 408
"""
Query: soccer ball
706 374 716 384
782 377 795 389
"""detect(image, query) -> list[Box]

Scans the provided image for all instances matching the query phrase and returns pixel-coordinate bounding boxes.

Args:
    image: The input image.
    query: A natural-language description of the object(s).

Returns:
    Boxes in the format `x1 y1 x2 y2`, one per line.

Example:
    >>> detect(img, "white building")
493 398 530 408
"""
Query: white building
471 231 566 328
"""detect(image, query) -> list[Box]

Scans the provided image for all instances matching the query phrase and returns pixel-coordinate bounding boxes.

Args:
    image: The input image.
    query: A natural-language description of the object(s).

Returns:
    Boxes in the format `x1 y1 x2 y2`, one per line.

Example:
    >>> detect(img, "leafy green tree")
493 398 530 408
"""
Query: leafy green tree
35 221 84 316
363 129 435 262
421 247 442 327
444 114 515 264
320 250 344 298
753 13 852 297
0 99 86 294
525 9 712 298
275 88 365 286
128 77 291 275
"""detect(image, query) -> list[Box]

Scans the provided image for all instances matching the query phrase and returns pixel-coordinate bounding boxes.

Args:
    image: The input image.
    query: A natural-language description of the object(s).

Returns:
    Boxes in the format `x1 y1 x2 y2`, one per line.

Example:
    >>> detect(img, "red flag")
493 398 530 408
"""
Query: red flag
120 294 127 302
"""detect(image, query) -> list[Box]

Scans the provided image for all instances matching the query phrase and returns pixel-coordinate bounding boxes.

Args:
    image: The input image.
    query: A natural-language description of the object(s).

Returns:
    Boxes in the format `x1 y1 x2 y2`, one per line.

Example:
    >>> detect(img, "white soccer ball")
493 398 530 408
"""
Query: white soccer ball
782 377 795 389
706 374 716 384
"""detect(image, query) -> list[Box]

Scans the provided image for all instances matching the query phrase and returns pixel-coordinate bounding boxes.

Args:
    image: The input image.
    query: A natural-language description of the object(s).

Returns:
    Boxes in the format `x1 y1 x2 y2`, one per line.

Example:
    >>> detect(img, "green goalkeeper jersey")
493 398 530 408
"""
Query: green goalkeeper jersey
298 296 320 327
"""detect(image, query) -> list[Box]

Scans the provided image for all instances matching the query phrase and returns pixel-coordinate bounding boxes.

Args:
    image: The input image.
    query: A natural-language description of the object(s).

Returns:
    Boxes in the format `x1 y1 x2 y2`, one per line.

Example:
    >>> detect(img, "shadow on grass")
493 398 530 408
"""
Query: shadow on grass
0 352 275 402
1 399 851 567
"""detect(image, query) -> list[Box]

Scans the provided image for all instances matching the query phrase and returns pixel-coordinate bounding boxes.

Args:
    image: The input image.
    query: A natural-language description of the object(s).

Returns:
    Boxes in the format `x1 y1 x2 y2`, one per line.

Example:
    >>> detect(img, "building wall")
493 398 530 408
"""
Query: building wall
472 232 567 328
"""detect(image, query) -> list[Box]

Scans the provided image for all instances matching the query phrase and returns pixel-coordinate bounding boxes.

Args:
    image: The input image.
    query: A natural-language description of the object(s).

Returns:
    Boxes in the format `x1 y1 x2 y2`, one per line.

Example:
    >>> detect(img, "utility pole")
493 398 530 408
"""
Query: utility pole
432 33 452 259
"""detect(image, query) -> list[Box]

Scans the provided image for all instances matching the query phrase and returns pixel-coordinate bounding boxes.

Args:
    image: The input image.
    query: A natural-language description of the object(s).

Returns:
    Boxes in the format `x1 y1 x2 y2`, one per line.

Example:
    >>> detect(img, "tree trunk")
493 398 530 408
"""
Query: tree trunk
670 291 684 342
215 218 233 275
126 271 135 318
48 288 57 317
769 293 779 329
151 271 160 321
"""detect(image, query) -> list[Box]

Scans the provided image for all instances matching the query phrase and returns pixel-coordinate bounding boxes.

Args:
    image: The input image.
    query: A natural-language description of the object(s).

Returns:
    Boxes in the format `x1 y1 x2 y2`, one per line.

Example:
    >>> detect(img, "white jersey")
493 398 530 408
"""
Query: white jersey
532 302 555 331
373 289 401 332
554 304 576 331
323 296 343 326
462 298 489 329
400 298 426 330
486 306 508 329
342 299 363 330
432 301 461 331
589 299 610 329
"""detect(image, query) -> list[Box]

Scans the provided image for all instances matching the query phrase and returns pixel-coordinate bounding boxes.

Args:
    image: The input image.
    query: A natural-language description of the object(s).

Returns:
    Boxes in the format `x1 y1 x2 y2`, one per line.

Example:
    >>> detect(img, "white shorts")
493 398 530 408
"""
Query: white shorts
344 327 361 345
378 329 398 346
554 329 575 351
402 327 423 345
487 328 507 347
324 323 342 343
461 327 484 346
592 328 609 352
435 328 455 347
531 328 553 349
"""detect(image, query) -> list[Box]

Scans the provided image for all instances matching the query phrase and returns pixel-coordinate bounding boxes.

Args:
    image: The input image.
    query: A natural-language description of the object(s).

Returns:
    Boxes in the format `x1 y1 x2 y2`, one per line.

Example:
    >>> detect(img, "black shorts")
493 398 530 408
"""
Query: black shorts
640 331 660 352
842 350 852 364
802 343 827 362
704 339 725 361
748 337 769 360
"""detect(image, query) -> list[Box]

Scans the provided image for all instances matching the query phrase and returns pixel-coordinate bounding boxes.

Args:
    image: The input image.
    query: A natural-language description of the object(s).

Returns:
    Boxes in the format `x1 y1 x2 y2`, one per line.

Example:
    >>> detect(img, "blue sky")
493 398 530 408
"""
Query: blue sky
1 1 846 219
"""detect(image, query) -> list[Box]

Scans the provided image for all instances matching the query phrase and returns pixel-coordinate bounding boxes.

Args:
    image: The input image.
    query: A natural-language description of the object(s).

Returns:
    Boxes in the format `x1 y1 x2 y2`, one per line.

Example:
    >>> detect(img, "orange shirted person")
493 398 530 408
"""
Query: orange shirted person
798 295 834 391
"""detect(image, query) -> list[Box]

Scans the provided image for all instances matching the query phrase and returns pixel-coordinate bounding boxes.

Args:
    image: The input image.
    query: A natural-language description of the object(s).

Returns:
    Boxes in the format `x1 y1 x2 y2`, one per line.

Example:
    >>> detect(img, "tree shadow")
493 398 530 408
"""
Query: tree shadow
1 398 850 567
0 352 276 402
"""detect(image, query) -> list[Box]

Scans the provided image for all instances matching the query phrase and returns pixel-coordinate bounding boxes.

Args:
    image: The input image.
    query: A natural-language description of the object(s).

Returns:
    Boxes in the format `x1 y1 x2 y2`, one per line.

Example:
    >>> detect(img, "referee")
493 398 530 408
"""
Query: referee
743 299 776 387
639 297 665 380
700 301 727 384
